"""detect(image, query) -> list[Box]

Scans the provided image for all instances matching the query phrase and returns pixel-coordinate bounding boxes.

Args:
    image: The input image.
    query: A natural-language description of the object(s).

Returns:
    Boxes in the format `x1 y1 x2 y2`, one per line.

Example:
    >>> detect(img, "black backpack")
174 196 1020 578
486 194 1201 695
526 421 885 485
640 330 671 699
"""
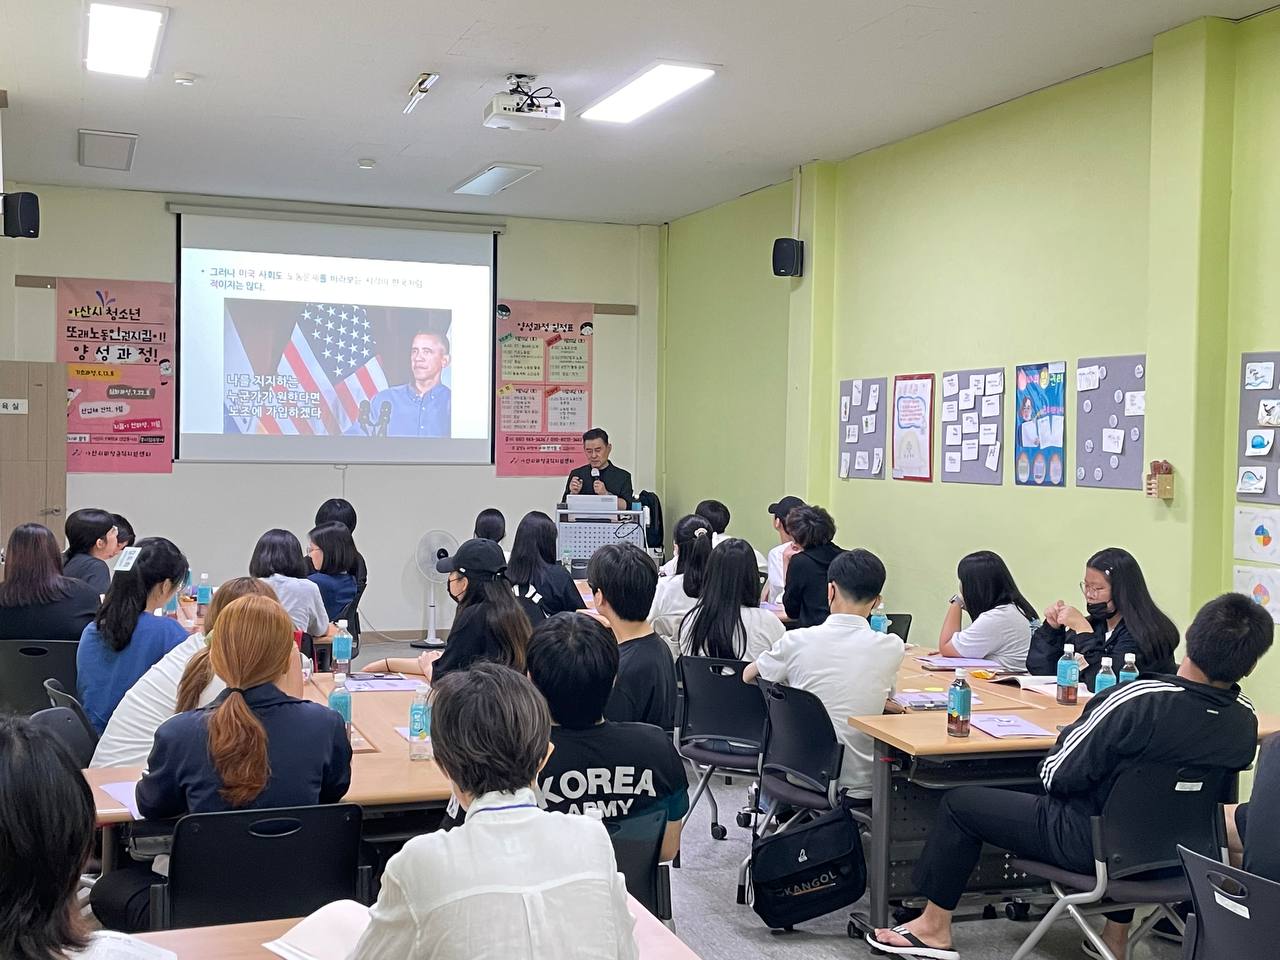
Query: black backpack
749 805 866 929
637 489 664 550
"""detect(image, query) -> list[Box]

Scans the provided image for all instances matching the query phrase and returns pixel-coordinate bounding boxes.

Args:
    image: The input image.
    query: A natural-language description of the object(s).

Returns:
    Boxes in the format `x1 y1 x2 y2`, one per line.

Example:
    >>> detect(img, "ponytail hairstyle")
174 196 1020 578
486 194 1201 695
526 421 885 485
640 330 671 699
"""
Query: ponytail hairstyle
177 577 279 713
94 537 188 652
673 514 713 599
63 508 117 562
1086 547 1180 668
205 595 296 807
682 539 761 659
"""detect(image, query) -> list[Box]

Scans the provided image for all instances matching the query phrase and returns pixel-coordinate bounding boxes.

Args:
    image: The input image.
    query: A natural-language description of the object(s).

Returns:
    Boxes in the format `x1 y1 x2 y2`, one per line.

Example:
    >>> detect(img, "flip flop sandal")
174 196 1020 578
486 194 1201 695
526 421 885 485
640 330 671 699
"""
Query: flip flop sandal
865 925 960 960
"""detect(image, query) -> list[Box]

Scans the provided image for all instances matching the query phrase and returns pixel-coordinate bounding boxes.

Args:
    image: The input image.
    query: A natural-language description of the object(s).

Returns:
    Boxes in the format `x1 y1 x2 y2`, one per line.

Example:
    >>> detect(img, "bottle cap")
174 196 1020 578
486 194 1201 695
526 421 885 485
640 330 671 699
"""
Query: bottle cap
1101 656 1112 666
416 682 430 693
1064 643 1075 654
955 668 967 680
1125 653 1136 662
334 673 347 685
200 572 209 580
337 619 348 629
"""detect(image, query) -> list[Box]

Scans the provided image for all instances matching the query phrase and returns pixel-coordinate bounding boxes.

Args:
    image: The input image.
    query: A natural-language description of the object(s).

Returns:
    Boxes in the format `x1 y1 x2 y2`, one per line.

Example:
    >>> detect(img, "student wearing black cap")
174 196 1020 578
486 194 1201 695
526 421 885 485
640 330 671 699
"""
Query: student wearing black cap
765 495 805 603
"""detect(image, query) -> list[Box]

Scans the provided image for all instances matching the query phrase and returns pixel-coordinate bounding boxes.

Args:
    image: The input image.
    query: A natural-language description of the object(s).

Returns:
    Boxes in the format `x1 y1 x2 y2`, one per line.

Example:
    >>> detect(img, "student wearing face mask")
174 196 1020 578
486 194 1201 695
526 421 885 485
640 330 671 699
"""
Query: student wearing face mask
1027 547 1178 689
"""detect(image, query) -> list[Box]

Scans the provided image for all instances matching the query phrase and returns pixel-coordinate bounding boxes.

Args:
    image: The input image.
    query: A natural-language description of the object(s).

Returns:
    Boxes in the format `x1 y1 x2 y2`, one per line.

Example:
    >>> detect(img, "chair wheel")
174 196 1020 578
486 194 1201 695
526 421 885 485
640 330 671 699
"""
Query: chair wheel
736 811 752 828
982 904 997 920
1005 901 1032 921
847 919 858 939
711 824 728 840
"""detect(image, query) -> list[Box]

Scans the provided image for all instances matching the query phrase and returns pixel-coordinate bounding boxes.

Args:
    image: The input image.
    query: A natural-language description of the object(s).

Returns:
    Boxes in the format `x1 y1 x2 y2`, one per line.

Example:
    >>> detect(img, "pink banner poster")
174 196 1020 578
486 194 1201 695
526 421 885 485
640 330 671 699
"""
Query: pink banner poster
66 364 172 474
56 278 175 473
494 299 594 477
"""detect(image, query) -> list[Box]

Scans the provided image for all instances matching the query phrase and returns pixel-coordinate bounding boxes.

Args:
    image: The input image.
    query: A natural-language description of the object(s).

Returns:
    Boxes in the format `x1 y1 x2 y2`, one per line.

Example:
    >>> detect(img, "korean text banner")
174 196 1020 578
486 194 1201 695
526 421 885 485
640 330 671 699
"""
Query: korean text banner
56 278 175 474
494 300 594 477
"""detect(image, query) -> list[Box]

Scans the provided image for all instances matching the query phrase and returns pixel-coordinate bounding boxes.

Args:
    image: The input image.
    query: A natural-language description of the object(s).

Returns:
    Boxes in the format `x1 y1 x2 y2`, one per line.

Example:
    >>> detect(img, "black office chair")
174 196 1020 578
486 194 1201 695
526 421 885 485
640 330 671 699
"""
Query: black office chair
605 806 672 921
149 803 369 930
44 678 98 745
1179 845 1280 960
676 656 767 842
882 613 912 642
0 639 79 715
1007 764 1232 960
736 680 845 904
30 706 97 767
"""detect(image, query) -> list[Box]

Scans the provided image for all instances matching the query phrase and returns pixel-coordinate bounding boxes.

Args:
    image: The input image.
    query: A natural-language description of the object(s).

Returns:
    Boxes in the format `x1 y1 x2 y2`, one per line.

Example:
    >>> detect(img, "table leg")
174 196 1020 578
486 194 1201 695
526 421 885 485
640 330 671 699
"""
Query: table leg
869 738 892 929
100 824 116 874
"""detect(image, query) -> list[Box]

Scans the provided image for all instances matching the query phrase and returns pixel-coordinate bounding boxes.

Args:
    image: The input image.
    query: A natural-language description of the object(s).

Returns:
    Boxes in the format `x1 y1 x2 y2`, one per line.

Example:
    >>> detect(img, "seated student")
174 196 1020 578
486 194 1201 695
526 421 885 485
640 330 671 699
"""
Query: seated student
0 522 100 641
589 542 676 730
62 507 118 594
90 577 279 767
648 514 712 645
249 528 335 641
678 538 786 662
351 663 637 960
474 507 508 557
745 548 903 803
306 521 359 621
76 537 190 734
528 614 689 861
111 513 136 551
0 715 163 959
506 510 585 616
91 595 350 932
313 498 368 640
782 505 843 627
1027 547 1178 689
430 538 532 680
937 550 1037 672
764 496 805 603
1227 732 1280 882
869 591 1274 960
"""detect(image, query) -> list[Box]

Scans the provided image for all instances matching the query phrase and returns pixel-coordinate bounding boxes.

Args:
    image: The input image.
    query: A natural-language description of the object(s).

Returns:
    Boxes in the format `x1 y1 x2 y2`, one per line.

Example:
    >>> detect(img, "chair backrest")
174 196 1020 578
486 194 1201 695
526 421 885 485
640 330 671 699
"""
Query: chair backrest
165 803 363 928
759 680 843 799
883 613 912 642
0 640 79 716
44 678 98 745
604 805 669 919
29 706 97 767
1179 845 1280 960
1098 764 1230 879
677 656 766 751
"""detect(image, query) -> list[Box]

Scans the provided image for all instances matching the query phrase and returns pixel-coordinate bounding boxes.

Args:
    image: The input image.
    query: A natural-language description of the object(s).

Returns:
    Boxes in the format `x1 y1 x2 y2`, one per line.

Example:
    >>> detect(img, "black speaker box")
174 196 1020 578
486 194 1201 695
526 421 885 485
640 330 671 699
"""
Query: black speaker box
2 192 40 238
772 237 803 277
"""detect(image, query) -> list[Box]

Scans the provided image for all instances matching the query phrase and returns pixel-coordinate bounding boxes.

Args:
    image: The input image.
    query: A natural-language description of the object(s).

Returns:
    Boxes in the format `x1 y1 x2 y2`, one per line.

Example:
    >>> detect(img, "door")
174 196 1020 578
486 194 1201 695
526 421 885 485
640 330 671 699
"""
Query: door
0 361 67 538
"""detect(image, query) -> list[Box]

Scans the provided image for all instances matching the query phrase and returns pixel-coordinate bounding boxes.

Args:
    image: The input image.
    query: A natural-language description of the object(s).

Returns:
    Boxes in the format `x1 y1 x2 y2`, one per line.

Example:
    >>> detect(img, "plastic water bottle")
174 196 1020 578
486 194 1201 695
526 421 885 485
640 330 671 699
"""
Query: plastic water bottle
1057 643 1080 705
1118 653 1140 685
195 573 212 618
332 620 353 678
328 673 352 737
1094 656 1117 694
163 592 180 618
409 682 433 761
947 669 972 738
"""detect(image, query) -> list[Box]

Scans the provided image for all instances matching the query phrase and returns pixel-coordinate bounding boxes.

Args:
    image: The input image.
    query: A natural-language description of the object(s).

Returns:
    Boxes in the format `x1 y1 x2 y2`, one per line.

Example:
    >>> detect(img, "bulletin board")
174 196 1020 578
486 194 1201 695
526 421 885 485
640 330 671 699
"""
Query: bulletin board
837 376 888 480
1074 354 1146 490
940 366 1005 485
1236 352 1280 504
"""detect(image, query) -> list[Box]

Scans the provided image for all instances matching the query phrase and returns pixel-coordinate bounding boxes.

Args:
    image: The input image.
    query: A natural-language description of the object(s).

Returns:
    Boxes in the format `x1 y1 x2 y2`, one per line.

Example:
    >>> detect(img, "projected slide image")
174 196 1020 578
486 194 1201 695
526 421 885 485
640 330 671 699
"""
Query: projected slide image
222 298 453 438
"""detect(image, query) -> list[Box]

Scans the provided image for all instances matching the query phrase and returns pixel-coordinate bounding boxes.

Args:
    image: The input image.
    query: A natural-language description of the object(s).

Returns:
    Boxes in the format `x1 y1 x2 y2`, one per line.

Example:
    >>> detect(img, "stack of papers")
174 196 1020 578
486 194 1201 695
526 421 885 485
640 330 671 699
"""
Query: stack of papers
264 900 372 960
915 656 1003 671
892 691 985 710
970 714 1056 739
346 676 421 692
100 780 142 819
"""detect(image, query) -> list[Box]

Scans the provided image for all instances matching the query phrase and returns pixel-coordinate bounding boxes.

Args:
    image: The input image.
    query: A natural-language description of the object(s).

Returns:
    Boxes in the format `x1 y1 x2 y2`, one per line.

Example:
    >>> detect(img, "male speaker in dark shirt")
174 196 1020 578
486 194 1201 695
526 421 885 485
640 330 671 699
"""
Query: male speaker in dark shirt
563 427 634 509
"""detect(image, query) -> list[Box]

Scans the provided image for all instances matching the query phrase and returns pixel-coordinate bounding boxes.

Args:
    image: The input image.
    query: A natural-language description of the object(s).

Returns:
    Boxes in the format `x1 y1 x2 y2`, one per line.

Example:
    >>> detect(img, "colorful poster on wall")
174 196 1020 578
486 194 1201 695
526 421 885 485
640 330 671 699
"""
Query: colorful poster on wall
891 373 934 482
1234 505 1280 565
55 278 175 473
494 299 594 477
1014 361 1067 487
1234 564 1280 625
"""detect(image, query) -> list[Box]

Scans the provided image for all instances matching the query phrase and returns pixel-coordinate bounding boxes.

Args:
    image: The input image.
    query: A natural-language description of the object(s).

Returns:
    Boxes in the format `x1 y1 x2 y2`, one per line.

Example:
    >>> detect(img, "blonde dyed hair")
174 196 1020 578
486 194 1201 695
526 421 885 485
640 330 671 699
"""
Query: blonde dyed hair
176 577 278 713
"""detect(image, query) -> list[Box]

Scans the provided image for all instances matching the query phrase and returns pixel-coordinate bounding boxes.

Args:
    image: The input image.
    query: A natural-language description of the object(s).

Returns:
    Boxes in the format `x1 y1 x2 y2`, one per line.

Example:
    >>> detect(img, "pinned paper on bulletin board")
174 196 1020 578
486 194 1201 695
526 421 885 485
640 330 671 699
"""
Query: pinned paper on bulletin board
1234 505 1280 565
942 366 1005 486
1014 361 1066 487
837 376 888 480
891 373 934 482
1234 565 1280 624
1236 352 1280 504
1075 354 1146 490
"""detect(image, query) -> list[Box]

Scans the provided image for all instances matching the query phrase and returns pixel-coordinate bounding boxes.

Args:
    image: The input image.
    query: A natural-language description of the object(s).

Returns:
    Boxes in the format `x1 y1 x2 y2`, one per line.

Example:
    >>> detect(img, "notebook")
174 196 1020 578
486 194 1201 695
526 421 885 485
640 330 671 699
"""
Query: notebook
263 900 372 960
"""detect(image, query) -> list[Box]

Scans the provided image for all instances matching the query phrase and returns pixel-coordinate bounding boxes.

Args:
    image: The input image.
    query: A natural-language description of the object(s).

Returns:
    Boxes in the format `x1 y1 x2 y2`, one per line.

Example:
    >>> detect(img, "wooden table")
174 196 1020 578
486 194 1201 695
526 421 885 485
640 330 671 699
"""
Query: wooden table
136 894 702 959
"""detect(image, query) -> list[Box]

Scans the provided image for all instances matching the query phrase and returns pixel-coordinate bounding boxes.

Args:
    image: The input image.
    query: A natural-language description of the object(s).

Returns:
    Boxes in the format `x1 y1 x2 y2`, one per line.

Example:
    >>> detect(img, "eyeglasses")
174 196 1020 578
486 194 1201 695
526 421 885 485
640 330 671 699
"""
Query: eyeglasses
1079 581 1109 599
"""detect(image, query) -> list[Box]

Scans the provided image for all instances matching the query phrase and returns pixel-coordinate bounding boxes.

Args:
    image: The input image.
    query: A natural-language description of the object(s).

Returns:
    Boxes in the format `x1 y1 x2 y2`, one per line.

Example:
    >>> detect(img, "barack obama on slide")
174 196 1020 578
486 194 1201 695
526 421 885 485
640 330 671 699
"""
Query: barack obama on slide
563 428 634 510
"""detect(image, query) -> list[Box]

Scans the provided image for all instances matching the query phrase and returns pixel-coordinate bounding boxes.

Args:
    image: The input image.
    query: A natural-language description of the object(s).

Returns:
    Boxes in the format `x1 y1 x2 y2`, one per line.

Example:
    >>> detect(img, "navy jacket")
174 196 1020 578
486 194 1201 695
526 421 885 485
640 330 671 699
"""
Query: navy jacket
137 683 352 818
1027 615 1176 690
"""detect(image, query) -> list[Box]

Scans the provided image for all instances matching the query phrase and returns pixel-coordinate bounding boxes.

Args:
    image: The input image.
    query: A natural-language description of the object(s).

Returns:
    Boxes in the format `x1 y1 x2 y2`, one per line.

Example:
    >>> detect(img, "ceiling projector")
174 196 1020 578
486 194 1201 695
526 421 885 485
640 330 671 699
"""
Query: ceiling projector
483 74 564 131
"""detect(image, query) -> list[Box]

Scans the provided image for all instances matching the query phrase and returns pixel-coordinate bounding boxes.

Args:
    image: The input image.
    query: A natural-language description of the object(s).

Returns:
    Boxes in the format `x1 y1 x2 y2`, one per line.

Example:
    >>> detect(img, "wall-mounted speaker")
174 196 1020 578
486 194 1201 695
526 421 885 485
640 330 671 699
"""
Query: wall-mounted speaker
1 192 39 238
772 237 803 277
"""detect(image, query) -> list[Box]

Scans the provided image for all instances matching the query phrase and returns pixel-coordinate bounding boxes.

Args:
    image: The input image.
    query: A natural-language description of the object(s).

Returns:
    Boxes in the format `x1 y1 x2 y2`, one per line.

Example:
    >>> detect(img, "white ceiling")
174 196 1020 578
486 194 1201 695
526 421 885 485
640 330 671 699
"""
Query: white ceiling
0 0 1268 224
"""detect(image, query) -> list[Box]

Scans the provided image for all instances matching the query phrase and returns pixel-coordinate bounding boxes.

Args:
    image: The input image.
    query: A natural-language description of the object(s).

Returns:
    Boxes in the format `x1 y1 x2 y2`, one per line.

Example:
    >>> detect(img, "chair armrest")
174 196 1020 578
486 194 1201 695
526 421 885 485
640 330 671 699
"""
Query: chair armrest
1090 815 1105 862
357 863 374 905
1182 912 1197 960
148 881 170 931
657 863 672 921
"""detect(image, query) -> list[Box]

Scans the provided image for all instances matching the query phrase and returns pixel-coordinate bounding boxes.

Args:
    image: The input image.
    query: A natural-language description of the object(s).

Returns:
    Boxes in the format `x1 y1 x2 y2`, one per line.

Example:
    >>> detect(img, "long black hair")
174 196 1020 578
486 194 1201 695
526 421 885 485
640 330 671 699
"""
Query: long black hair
957 550 1037 621
506 511 557 585
681 539 761 659
95 537 188 652
458 576 532 672
1087 547 1179 666
249 529 307 579
673 514 713 599
63 508 116 562
308 522 356 577
0 524 76 608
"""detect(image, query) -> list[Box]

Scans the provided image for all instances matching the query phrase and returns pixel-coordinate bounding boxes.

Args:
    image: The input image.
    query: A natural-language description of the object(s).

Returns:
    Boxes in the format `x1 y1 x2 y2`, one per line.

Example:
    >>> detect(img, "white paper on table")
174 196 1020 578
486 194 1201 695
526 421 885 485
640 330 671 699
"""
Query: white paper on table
1077 365 1100 391
871 448 883 475
867 383 880 412
845 424 858 443
1245 362 1275 391
985 441 1001 471
941 400 958 422
962 439 979 461
944 452 961 473
1246 429 1275 457
1102 428 1124 454
981 395 1000 417
83 931 176 960
851 380 864 406
969 374 985 396
854 450 870 471
100 781 142 819
959 389 975 410
1124 391 1145 417
264 900 373 960
1020 419 1039 449
840 396 850 422
1036 416 1053 448
984 370 1004 394
942 374 959 397
839 451 851 478
979 423 998 445
1237 467 1267 494
862 414 876 434
945 424 962 446
962 412 979 434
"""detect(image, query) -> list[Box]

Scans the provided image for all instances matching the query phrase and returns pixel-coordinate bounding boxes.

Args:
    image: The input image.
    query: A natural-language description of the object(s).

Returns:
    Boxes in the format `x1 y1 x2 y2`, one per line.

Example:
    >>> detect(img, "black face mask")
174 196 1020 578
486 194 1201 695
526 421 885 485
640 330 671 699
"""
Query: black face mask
1087 601 1114 618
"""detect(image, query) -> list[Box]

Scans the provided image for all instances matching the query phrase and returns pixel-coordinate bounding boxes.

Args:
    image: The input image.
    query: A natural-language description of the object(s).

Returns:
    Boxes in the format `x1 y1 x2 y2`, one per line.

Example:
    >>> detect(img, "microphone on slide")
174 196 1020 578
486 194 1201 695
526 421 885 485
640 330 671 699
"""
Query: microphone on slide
358 400 373 436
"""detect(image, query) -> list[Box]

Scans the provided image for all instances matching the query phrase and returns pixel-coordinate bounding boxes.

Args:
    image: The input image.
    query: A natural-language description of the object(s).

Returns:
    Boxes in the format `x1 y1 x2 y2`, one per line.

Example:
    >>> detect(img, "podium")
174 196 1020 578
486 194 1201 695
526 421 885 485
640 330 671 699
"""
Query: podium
556 503 646 576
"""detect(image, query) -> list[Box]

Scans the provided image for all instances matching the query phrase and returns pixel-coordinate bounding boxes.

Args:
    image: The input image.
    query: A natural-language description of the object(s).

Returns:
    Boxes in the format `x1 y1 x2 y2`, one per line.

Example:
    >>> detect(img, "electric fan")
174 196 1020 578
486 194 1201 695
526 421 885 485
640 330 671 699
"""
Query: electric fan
411 529 459 649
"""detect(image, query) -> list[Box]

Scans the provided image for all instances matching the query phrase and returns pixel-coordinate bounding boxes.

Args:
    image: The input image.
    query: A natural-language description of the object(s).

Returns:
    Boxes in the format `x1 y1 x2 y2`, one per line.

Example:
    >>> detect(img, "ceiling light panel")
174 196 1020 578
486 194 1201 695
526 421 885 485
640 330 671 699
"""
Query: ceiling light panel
582 62 716 123
86 3 168 78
